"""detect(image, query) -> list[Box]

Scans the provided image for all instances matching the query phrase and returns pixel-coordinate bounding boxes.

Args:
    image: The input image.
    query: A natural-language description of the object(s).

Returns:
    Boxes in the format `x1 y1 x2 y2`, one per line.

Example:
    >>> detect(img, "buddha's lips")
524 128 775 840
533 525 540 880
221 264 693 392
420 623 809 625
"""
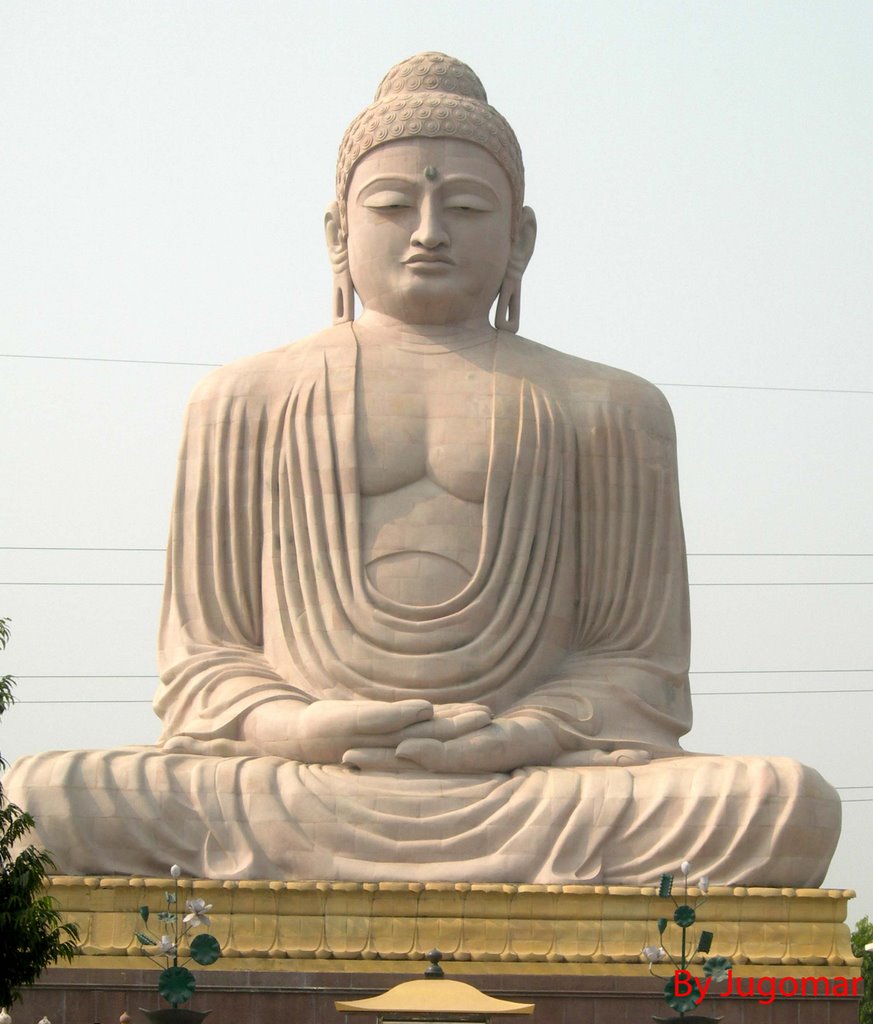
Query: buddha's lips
404 253 455 265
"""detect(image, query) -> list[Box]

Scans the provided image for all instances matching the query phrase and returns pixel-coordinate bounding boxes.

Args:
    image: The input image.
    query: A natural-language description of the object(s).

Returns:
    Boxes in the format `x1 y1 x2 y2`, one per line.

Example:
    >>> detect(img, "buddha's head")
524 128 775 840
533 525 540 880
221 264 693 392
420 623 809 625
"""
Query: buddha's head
325 53 536 331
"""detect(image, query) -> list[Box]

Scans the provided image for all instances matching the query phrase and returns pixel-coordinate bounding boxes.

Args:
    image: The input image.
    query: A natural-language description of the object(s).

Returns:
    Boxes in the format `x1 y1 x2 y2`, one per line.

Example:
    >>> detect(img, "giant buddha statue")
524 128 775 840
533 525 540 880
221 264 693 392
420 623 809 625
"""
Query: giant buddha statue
5 53 840 885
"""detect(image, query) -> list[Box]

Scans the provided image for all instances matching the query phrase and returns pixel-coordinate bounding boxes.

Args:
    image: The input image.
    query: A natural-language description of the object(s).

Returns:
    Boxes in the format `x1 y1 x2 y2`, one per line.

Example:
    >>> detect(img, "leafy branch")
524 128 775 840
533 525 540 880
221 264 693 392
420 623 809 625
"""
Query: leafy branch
0 617 80 1008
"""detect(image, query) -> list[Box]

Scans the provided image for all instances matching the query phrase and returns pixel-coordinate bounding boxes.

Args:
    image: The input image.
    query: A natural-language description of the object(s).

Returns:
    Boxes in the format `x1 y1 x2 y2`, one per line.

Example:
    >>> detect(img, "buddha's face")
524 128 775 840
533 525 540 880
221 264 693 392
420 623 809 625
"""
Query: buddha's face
344 138 515 325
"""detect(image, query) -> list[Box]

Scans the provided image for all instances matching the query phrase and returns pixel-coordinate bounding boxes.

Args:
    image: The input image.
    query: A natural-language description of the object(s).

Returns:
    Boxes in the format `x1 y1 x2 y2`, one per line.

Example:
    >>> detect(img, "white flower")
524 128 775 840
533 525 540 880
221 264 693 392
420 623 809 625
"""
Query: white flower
697 875 710 894
184 897 213 928
170 864 182 879
865 941 873 952
680 860 691 876
156 934 177 955
642 945 667 963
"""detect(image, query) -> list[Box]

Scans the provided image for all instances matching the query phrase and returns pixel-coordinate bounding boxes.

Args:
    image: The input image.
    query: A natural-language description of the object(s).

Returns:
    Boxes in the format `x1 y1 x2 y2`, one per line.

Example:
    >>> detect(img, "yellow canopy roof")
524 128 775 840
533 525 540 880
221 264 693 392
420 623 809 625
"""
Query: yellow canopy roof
335 978 534 1016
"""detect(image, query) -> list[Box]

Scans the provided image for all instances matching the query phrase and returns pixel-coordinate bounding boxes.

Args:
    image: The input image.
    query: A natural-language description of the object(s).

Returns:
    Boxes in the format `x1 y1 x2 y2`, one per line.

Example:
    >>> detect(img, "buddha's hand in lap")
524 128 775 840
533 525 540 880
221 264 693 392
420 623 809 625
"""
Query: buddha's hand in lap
353 716 652 774
240 698 492 765
552 748 652 767
381 715 560 773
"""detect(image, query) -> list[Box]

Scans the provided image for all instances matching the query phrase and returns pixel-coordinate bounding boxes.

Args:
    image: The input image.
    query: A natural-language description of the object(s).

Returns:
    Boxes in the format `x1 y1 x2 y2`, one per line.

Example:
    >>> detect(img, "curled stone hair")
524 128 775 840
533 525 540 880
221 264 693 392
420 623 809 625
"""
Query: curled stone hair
336 52 525 230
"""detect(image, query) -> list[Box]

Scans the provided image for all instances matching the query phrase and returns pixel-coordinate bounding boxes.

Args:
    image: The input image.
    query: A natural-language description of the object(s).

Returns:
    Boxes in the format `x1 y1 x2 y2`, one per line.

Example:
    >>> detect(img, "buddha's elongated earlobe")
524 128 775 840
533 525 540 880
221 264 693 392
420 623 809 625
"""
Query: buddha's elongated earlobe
331 264 355 324
324 201 355 324
494 205 537 334
495 277 521 333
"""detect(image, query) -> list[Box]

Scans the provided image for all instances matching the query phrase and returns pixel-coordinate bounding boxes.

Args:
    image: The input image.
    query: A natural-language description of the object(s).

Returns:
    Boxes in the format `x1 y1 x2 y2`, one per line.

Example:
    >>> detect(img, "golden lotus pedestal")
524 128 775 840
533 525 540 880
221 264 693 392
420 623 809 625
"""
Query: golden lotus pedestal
15 878 861 1024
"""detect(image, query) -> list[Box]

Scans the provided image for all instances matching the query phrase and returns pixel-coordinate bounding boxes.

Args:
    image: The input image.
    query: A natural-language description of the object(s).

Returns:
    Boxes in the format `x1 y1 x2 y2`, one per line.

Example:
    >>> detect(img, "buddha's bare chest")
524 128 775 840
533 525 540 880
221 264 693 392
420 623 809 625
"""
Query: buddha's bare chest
355 350 494 502
354 344 505 603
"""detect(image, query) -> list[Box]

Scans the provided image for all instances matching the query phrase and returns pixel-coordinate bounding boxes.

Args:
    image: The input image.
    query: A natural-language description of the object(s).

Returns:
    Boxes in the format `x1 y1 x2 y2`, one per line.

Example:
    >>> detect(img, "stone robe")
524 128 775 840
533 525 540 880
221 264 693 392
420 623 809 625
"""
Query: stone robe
4 326 840 884
157 325 692 756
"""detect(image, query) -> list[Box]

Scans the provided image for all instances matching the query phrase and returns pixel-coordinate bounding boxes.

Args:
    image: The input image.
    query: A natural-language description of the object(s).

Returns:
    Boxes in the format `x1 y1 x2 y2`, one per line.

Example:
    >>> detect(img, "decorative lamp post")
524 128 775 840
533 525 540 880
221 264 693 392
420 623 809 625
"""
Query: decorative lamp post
133 865 222 1024
645 862 731 1023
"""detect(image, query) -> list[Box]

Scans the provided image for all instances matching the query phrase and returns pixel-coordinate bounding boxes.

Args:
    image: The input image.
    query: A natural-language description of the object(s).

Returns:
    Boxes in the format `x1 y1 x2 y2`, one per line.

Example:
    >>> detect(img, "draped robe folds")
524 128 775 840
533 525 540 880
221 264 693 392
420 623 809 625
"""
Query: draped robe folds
3 326 841 884
156 325 693 754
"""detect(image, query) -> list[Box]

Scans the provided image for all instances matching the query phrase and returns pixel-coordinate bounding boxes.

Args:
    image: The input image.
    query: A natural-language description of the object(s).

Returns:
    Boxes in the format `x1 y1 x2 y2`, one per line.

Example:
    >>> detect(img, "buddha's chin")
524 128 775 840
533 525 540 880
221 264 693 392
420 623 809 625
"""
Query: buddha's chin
392 278 491 326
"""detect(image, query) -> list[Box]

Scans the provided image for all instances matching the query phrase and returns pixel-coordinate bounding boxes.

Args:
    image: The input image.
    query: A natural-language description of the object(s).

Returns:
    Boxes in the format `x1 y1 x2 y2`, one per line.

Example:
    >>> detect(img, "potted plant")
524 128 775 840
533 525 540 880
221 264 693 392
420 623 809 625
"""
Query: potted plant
134 865 221 1024
643 860 731 1022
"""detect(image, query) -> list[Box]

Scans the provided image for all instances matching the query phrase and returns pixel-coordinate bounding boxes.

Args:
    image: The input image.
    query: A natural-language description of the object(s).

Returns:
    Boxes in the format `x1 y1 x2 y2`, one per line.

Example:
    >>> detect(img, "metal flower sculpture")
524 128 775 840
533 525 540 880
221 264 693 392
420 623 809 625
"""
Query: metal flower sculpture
134 865 222 1008
644 861 731 1022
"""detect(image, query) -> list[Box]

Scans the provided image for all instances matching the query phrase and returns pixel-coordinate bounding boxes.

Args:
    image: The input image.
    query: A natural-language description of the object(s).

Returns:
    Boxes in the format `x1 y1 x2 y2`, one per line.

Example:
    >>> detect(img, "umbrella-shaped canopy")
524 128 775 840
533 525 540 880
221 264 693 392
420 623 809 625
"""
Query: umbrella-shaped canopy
335 951 534 1019
336 978 534 1017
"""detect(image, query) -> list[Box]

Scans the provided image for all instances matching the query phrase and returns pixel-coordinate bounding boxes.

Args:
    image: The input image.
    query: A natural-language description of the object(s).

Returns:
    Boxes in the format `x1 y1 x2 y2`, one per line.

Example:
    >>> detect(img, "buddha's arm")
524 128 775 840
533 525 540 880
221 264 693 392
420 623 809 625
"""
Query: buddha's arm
507 379 691 756
155 370 493 761
155 376 309 747
392 377 692 774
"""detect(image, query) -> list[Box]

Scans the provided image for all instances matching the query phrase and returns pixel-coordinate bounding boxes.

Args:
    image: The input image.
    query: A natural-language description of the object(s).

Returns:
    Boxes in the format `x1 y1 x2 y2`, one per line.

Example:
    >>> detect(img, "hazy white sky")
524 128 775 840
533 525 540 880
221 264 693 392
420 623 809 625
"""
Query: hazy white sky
1 0 871 925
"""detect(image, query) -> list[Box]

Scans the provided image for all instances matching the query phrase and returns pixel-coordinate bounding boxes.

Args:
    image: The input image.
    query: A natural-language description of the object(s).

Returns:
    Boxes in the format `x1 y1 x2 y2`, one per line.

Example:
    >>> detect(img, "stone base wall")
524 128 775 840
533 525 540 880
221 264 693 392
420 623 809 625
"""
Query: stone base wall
49 877 858 969
14 966 863 1024
9 878 861 1024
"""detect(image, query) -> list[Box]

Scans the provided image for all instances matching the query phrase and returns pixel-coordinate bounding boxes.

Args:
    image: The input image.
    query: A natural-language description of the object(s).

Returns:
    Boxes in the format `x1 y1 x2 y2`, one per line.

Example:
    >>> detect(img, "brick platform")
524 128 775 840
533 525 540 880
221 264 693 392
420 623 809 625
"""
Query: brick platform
14 965 863 1024
9 878 861 1024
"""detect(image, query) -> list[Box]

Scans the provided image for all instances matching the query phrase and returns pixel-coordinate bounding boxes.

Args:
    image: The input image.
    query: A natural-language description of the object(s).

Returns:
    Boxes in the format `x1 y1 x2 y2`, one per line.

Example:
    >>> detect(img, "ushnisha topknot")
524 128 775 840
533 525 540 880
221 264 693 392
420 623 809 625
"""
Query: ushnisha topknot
336 52 525 228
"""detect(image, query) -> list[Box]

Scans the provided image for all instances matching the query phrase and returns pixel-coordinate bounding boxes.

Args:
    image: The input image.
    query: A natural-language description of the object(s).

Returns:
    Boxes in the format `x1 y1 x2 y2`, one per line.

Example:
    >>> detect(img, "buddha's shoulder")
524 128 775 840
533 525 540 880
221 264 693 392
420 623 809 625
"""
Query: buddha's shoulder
503 332 673 421
187 326 350 405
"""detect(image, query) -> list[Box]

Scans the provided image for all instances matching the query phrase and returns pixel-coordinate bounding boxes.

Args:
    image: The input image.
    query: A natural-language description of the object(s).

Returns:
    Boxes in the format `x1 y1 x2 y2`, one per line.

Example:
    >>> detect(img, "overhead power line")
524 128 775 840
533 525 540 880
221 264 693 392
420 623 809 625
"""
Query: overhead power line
15 699 152 705
0 546 165 552
5 546 873 556
15 687 873 697
12 672 871 682
5 580 873 587
692 582 873 587
3 352 872 395
1 582 164 586
659 381 873 396
692 689 873 696
0 353 219 368
10 678 873 697
692 669 873 674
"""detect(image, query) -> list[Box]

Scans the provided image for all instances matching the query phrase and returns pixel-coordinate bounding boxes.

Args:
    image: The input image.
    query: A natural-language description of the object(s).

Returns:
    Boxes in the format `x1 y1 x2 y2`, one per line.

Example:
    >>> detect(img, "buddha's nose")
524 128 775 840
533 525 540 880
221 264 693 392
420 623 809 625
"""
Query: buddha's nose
410 198 449 249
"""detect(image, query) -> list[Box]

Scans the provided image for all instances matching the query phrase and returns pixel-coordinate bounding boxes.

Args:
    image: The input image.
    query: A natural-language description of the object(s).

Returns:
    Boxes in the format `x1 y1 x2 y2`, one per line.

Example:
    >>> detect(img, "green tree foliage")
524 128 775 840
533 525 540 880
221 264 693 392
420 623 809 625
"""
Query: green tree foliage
851 915 873 1024
0 618 79 1007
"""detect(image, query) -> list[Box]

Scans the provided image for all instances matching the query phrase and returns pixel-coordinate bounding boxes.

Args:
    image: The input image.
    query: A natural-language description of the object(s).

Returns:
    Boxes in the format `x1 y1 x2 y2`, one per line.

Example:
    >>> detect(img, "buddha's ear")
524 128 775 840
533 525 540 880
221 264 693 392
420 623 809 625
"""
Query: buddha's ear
509 206 537 276
324 201 346 256
324 201 354 324
495 206 537 333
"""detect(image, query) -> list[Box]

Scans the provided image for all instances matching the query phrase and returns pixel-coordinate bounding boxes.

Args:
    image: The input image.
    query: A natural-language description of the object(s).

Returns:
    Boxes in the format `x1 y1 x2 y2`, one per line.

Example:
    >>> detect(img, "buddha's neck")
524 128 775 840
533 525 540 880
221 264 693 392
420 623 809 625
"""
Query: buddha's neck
353 311 496 353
